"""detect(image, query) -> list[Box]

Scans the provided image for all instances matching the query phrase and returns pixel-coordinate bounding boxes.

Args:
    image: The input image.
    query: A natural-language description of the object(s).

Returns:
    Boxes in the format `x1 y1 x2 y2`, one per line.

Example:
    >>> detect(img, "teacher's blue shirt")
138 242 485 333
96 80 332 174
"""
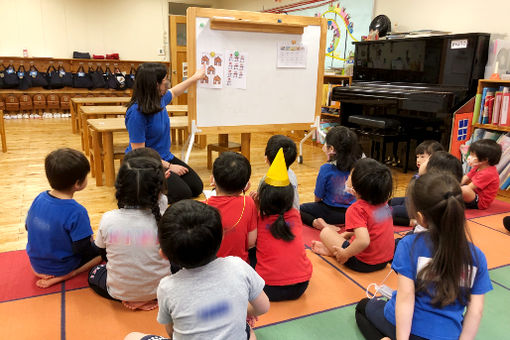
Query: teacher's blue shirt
125 90 174 161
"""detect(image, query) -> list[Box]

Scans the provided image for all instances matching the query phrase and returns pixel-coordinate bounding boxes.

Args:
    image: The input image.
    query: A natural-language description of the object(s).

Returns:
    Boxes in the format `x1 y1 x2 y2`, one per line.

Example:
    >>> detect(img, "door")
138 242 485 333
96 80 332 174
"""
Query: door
169 15 188 105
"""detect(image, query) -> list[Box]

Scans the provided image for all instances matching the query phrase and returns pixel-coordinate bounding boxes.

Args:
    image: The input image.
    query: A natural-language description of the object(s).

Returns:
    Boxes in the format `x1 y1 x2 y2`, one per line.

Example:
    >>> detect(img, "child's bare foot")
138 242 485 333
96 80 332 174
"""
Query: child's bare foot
32 267 55 280
36 276 63 288
122 300 158 311
313 218 340 231
311 240 333 256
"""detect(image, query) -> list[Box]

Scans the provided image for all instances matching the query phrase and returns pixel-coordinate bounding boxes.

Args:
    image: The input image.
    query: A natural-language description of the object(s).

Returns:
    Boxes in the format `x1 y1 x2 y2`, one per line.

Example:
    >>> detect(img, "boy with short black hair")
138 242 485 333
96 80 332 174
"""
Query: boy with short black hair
208 152 258 263
26 148 100 288
426 151 463 182
260 135 300 209
461 139 502 209
125 200 270 340
389 140 444 226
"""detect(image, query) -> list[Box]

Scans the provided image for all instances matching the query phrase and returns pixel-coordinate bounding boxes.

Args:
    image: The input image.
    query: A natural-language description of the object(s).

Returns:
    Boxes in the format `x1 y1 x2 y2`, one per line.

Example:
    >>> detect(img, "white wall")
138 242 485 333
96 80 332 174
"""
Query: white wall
374 0 510 38
0 0 214 61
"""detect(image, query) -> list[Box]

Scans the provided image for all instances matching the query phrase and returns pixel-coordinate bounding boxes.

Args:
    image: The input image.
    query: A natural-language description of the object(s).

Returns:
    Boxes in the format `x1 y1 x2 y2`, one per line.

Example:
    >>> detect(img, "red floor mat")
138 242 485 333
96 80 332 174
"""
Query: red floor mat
465 200 510 219
0 250 89 303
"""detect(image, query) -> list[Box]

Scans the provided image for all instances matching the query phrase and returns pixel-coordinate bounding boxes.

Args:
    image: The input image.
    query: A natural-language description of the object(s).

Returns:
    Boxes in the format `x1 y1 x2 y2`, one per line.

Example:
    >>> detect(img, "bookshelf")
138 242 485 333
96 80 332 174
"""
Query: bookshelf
472 79 510 198
321 74 351 118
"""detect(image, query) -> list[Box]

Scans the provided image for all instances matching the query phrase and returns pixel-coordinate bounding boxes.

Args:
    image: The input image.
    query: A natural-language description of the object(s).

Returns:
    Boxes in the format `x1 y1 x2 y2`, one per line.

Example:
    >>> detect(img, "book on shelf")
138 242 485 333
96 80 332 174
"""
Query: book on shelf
476 86 510 126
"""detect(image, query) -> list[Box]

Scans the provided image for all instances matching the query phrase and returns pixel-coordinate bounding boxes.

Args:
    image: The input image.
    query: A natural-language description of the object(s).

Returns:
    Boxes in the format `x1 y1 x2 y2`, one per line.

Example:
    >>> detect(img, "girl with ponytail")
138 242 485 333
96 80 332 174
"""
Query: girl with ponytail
355 172 492 340
256 149 312 301
88 155 170 311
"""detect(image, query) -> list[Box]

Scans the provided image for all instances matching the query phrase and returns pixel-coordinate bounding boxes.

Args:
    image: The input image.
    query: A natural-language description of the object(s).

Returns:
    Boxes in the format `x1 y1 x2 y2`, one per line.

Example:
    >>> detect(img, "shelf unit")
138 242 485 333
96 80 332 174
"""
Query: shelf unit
321 74 351 118
472 79 510 198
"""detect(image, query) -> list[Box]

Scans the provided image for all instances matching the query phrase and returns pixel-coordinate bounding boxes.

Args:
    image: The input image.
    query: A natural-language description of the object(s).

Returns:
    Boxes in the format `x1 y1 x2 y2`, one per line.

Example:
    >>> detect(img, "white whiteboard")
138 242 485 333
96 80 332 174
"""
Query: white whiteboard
194 17 321 129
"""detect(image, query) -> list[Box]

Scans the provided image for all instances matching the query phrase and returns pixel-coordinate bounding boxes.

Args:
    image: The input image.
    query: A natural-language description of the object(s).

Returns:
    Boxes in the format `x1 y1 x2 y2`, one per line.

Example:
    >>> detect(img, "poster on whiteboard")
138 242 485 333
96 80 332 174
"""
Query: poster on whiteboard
225 50 247 89
198 51 224 89
277 41 307 68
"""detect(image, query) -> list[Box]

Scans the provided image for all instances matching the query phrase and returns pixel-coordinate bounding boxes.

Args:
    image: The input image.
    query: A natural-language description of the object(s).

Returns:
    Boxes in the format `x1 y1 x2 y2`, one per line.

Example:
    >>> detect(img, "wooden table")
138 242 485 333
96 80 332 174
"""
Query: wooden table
80 105 189 155
88 116 189 186
80 105 127 155
71 97 130 133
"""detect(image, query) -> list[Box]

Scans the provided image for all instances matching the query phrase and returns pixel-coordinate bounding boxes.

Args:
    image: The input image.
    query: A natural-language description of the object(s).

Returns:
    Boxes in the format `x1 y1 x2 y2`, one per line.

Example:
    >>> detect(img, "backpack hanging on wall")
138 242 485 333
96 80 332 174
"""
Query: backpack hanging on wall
114 67 126 90
90 66 106 89
0 64 5 89
105 67 119 89
45 65 63 89
28 65 48 87
17 65 32 90
125 66 136 89
3 64 19 88
59 65 73 87
73 65 92 88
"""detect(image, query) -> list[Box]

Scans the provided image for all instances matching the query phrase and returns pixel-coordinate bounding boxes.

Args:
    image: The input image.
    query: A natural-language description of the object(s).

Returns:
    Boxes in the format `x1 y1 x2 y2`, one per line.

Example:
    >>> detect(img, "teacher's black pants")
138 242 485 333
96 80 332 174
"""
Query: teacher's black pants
166 156 204 204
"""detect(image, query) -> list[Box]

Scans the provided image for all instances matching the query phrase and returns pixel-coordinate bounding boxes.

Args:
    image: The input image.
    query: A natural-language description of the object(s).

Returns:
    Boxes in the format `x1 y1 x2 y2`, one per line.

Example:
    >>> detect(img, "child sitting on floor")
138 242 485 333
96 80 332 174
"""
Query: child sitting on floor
88 156 170 310
256 148 312 301
355 173 492 340
312 158 394 273
394 151 463 249
125 200 270 340
251 135 300 209
461 139 502 209
207 152 257 262
389 140 443 226
300 126 362 229
122 147 169 214
26 148 101 288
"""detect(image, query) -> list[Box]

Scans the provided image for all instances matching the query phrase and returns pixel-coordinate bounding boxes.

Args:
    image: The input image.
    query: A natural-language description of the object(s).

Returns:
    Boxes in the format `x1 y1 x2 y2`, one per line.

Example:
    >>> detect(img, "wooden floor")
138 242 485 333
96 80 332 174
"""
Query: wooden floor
1 117 426 252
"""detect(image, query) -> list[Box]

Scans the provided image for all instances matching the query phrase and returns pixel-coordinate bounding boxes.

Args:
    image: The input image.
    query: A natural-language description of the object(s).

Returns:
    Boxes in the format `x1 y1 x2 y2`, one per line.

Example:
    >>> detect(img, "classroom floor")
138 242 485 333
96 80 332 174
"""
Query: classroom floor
1 118 509 339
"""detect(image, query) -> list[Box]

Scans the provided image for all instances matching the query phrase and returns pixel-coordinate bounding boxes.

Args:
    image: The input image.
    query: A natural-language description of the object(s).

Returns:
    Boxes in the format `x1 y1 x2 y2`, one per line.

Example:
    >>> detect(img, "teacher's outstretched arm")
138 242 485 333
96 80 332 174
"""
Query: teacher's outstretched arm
169 66 205 98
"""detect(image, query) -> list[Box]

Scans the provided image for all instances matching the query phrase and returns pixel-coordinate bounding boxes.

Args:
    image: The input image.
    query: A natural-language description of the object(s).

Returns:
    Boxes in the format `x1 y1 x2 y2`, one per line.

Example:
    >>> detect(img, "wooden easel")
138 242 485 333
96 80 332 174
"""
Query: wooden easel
184 7 326 163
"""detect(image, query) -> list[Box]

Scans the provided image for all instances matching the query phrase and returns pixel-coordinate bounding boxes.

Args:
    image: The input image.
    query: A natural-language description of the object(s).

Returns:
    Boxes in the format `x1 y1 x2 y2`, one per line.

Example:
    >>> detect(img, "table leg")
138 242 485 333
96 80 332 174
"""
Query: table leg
218 134 228 147
92 130 103 186
81 111 89 155
70 102 77 133
241 133 251 162
103 132 115 187
0 111 6 152
76 104 82 134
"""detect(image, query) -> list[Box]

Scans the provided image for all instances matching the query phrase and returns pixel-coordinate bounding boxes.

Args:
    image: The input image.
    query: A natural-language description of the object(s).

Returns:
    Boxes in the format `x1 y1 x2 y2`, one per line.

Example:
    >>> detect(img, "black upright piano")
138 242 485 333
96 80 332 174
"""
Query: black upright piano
332 33 490 152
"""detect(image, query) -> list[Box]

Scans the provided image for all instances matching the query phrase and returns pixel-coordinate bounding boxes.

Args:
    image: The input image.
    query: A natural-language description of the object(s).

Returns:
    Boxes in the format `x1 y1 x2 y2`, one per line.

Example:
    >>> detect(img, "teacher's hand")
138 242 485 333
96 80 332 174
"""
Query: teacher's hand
161 160 170 169
192 65 206 81
169 164 189 176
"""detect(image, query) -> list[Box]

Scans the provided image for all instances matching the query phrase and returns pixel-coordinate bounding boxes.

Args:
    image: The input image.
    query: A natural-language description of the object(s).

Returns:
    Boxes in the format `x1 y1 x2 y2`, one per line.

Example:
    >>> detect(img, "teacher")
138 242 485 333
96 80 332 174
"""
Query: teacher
125 63 205 203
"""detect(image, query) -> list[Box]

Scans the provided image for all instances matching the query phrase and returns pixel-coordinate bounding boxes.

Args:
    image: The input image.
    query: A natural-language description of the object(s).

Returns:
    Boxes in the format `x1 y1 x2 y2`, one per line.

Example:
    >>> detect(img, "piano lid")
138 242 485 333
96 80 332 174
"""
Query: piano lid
352 33 489 95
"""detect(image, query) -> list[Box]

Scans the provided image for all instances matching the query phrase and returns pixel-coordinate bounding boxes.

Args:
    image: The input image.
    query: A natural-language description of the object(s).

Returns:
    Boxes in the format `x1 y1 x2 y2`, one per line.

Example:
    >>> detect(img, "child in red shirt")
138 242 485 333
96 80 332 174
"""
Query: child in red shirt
312 158 394 272
256 148 312 301
461 139 502 209
207 152 257 263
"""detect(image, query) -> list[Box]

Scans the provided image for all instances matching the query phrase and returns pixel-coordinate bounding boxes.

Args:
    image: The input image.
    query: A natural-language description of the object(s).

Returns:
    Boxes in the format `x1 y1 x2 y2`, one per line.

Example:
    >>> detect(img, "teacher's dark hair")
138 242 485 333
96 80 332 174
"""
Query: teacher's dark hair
128 63 168 115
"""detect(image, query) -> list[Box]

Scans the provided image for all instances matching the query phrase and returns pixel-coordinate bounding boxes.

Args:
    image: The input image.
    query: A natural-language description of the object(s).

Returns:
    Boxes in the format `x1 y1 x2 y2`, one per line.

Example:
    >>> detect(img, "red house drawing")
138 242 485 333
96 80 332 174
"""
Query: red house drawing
207 65 215 75
200 75 209 84
214 56 222 66
213 75 221 85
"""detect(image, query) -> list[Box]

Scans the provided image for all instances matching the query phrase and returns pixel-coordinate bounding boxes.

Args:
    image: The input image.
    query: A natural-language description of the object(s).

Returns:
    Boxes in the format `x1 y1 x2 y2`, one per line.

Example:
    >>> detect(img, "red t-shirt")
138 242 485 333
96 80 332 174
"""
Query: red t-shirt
467 165 500 209
256 209 313 286
207 195 257 262
345 199 394 265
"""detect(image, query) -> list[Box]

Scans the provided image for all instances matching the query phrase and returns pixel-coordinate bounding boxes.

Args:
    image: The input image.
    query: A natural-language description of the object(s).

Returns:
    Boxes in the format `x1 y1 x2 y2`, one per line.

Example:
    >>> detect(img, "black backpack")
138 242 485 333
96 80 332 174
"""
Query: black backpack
73 65 93 89
17 65 32 90
90 66 106 89
3 64 19 88
28 65 48 87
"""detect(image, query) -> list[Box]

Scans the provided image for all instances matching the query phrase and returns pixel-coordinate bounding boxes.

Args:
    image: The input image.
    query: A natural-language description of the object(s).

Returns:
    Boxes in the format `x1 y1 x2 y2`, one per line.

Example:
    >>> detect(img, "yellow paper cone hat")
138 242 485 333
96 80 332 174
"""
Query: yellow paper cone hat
264 148 290 187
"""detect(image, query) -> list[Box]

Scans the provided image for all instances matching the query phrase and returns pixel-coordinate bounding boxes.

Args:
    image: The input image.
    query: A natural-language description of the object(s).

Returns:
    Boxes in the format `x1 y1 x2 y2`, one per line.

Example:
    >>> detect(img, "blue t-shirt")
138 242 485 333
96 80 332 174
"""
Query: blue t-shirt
384 233 492 340
314 163 355 208
125 90 174 161
26 191 94 276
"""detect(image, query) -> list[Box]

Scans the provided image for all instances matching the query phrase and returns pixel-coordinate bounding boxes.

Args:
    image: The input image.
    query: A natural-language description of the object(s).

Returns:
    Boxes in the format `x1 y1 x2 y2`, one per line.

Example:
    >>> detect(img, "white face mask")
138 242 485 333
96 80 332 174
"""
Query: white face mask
467 154 479 167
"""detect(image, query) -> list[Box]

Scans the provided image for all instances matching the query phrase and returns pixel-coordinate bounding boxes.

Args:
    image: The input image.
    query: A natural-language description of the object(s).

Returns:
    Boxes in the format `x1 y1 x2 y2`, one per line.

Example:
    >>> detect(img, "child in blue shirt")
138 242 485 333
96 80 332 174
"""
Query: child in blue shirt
300 126 362 228
25 148 101 288
355 172 492 340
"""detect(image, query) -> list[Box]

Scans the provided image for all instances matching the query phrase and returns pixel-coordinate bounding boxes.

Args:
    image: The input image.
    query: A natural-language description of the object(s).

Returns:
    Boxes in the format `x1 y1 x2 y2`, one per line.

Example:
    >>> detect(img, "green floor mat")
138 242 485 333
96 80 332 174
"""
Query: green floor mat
490 265 510 288
478 284 510 338
255 305 364 340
